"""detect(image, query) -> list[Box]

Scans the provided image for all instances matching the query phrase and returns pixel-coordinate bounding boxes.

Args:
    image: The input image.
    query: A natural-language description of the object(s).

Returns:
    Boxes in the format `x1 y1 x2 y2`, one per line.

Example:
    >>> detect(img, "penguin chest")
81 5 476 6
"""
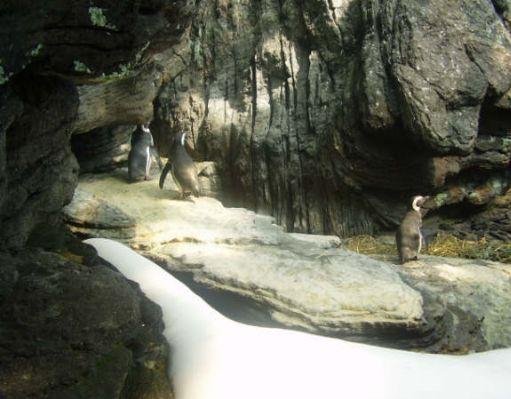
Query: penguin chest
145 147 152 177
170 165 182 191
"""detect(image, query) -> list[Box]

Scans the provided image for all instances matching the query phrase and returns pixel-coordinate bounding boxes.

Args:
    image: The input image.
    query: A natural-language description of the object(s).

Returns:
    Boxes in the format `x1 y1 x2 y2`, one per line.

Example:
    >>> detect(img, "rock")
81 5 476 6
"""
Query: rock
394 256 511 352
66 172 425 341
151 0 511 237
63 187 137 241
438 188 511 241
0 0 194 81
67 171 511 351
0 0 195 251
154 241 424 337
0 75 80 251
196 161 222 198
0 2 197 397
0 241 173 399
72 125 134 173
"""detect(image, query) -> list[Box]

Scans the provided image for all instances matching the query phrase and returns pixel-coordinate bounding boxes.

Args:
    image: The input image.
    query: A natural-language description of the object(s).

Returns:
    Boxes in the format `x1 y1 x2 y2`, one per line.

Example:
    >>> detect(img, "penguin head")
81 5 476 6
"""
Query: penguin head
411 195 429 212
179 132 187 146
172 132 187 147
141 123 151 133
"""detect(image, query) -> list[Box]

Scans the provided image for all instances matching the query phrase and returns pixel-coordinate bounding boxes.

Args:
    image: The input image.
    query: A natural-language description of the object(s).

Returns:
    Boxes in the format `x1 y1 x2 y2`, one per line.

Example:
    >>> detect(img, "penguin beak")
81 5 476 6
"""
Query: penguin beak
421 196 432 209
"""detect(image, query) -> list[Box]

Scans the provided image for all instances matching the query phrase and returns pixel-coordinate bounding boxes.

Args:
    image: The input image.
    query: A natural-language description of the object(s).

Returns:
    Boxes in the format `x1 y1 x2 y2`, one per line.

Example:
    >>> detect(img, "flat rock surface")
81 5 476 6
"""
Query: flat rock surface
66 172 511 350
66 172 424 339
394 256 511 351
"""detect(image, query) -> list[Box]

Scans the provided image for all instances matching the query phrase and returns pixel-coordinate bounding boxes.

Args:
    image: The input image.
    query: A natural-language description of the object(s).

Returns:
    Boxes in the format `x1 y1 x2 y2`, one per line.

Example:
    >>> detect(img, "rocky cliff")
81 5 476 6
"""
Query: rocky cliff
1 0 511 397
0 0 194 396
152 0 511 237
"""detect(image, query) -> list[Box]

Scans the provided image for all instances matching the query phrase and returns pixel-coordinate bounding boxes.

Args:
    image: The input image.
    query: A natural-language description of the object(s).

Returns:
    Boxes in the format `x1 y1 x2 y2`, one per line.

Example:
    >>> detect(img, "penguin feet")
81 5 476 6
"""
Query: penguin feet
180 192 195 202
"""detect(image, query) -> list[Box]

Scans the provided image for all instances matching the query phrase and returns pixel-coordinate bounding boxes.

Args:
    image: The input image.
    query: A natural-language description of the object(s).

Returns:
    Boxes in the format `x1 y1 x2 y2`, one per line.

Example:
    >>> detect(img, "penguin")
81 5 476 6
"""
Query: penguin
396 195 429 264
86 238 511 399
159 132 200 199
128 123 162 182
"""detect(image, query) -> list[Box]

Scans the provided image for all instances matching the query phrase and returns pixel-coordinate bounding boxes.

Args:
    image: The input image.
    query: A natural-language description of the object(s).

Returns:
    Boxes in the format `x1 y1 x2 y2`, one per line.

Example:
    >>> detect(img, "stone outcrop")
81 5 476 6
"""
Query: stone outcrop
0 76 80 250
1 1 511 396
0 0 193 250
0 1 195 397
0 228 173 399
395 255 511 353
438 187 511 241
71 125 134 173
152 0 511 236
65 172 511 352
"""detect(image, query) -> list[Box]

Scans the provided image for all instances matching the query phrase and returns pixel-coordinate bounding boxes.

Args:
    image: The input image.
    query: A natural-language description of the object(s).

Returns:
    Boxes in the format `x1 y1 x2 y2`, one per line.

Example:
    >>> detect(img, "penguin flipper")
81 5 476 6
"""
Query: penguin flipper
159 162 172 189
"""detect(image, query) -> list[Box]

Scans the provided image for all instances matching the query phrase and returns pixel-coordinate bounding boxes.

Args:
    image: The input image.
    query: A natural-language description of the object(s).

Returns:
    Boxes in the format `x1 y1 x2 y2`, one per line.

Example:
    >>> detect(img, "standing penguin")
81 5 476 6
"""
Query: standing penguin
396 195 429 264
159 132 200 199
128 123 162 182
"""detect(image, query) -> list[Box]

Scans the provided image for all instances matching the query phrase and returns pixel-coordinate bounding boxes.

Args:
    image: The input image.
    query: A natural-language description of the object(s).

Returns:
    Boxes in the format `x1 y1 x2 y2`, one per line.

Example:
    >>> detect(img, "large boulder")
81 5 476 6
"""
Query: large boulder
65 172 511 351
0 230 172 399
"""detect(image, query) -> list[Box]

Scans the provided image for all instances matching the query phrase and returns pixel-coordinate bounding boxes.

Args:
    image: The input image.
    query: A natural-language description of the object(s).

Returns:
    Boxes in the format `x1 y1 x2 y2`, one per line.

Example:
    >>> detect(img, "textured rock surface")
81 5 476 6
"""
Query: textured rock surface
72 125 134 173
382 254 511 352
66 172 511 350
0 0 194 250
0 1 194 397
64 187 137 240
0 76 80 250
152 0 511 237
65 173 425 339
0 0 193 80
0 230 173 399
436 187 511 241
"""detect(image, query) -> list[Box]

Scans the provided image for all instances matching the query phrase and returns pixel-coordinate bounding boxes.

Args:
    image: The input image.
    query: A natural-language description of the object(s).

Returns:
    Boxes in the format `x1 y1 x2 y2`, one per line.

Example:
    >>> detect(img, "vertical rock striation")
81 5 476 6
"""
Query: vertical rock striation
153 0 511 236
0 1 195 397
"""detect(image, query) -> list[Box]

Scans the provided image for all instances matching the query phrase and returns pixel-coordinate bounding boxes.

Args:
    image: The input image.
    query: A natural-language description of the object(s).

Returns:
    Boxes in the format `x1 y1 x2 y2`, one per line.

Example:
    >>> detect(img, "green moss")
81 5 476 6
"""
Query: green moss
434 192 449 207
0 65 7 85
29 43 43 57
89 7 117 29
94 42 149 82
73 60 92 74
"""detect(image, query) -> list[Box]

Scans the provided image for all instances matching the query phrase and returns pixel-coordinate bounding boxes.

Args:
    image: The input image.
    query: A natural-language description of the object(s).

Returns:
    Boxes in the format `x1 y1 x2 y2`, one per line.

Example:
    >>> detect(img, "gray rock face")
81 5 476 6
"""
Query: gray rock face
66 172 511 351
0 239 172 399
63 187 137 241
0 2 195 397
65 174 424 339
0 0 194 80
0 0 195 250
72 125 134 173
0 76 80 251
155 241 424 337
152 0 511 237
394 255 511 352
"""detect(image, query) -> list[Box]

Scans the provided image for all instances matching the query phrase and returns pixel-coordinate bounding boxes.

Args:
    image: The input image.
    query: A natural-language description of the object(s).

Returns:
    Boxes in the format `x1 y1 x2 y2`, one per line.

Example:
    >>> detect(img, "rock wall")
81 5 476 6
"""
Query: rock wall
0 233 172 399
0 0 193 250
0 76 80 250
153 0 511 237
0 1 194 397
71 125 134 174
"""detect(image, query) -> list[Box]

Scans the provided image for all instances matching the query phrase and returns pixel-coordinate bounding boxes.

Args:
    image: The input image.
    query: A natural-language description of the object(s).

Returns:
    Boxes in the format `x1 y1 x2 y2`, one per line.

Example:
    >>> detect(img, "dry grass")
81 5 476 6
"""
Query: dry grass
343 235 397 256
344 233 511 264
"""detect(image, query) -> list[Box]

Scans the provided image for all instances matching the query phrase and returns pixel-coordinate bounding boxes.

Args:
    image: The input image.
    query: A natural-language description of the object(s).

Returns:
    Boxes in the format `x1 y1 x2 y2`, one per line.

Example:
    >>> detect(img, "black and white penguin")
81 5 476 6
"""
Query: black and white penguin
159 132 200 199
396 195 429 264
128 123 162 182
